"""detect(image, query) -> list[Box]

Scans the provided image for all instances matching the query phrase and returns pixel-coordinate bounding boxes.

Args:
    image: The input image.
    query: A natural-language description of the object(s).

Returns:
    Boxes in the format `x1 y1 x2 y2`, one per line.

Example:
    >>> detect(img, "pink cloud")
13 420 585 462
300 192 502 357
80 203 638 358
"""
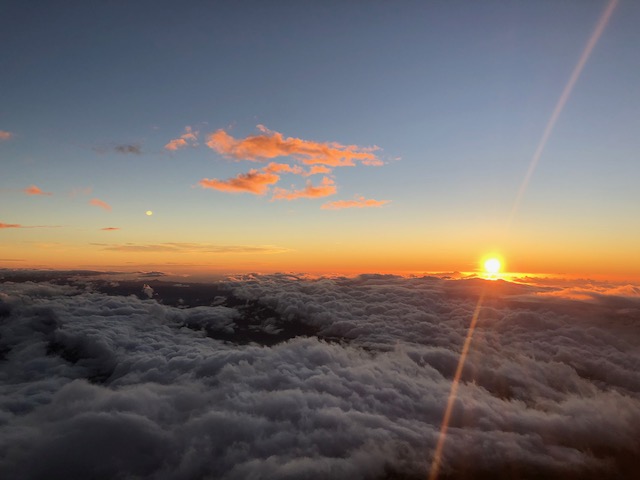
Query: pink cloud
303 165 333 176
321 196 390 210
206 125 381 167
199 169 280 195
24 185 52 196
165 126 198 151
89 198 112 211
263 162 304 175
100 227 120 231
0 131 13 141
272 177 337 200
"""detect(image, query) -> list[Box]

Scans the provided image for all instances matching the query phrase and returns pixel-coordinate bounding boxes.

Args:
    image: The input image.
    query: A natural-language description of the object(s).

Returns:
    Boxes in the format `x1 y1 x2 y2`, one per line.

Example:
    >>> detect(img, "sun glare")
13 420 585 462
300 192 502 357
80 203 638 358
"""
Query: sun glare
484 258 501 275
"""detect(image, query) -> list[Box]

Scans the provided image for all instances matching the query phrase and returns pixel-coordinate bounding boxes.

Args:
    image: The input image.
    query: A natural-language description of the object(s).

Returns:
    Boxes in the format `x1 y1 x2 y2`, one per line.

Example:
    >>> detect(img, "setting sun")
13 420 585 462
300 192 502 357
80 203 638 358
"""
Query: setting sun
484 257 502 275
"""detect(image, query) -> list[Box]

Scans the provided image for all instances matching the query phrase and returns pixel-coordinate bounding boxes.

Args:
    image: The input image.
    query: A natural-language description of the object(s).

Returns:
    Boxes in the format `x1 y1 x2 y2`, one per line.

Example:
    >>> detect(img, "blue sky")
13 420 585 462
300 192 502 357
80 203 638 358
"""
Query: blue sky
1 0 638 277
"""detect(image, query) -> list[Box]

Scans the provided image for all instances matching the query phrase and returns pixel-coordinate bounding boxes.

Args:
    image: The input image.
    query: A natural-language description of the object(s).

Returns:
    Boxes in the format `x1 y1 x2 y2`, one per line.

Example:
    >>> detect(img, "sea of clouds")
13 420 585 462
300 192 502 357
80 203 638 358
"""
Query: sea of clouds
0 272 639 479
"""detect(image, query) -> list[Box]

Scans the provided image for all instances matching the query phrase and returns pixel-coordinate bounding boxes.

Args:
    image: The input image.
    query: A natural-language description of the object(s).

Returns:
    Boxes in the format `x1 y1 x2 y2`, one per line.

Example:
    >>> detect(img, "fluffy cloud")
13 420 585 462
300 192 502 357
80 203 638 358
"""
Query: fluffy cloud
89 198 112 211
165 126 198 151
0 130 13 141
321 196 390 210
23 185 52 196
263 162 305 175
272 177 336 200
2 274 636 479
303 165 333 176
207 125 381 167
200 126 386 205
199 169 280 195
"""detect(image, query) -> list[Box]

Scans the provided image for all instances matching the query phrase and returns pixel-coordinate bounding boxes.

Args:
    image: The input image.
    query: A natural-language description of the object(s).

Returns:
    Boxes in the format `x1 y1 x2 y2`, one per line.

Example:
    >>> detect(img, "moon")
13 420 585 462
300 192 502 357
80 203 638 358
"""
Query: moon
145 210 153 216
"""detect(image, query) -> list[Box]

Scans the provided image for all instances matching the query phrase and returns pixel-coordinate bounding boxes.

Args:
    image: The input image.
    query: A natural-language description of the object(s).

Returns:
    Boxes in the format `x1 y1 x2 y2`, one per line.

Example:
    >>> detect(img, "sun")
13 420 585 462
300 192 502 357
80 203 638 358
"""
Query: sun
484 258 502 275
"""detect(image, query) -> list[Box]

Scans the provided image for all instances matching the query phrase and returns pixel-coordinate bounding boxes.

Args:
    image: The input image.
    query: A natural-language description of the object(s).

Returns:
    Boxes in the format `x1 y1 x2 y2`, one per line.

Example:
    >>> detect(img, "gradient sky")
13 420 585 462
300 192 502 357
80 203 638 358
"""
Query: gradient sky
1 0 639 279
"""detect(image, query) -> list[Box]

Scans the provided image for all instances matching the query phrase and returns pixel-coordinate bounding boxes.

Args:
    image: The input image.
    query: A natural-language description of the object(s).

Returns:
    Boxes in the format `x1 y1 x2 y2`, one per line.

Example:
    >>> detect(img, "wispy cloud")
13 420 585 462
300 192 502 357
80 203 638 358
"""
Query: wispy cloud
321 196 390 210
114 144 142 155
23 185 52 196
199 169 280 195
1 222 60 229
272 177 336 200
303 165 333 176
206 125 381 167
97 242 289 254
89 198 112 211
100 227 120 231
165 126 198 151
0 130 13 141
263 162 304 175
93 144 142 155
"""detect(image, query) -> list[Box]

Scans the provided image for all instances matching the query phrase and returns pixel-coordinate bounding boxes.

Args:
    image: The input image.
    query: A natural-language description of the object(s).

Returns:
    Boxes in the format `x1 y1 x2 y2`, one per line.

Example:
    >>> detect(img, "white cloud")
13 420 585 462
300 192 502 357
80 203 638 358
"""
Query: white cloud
0 275 638 479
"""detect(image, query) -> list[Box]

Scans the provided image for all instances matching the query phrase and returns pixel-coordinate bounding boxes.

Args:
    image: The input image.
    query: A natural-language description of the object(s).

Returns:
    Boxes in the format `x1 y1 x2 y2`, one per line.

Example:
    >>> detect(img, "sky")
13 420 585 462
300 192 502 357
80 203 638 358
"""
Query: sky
1 0 639 279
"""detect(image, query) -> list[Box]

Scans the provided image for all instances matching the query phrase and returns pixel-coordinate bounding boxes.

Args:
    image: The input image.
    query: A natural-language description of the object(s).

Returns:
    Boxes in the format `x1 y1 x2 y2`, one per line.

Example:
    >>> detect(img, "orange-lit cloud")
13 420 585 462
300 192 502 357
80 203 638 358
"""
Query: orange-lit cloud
0 222 22 229
264 162 304 175
1 222 60 229
199 169 280 195
0 130 13 141
100 227 120 231
206 125 381 167
165 126 198 151
304 165 333 176
272 177 336 200
89 198 112 211
97 242 288 254
321 196 390 210
24 185 52 196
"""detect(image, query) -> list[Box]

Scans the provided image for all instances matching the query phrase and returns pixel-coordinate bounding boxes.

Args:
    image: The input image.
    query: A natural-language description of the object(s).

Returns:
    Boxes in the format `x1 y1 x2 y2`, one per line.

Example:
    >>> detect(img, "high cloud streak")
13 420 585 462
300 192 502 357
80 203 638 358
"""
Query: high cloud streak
165 126 198 151
23 185 52 196
0 273 638 479
199 169 280 195
89 198 112 211
322 196 390 210
0 222 59 229
0 130 13 141
95 242 288 254
206 125 382 167
272 177 336 200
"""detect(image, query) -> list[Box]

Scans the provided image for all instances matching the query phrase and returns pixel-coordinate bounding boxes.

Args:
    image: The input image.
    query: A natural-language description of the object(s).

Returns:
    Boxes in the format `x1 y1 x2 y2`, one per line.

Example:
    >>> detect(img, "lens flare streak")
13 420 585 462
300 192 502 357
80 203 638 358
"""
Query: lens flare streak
428 292 485 480
508 0 618 228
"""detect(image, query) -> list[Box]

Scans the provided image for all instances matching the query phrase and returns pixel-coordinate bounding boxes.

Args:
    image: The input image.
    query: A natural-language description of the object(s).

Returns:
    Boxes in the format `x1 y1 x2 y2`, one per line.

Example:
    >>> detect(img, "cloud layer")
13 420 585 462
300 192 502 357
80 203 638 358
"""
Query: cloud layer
207 125 381 167
194 126 385 207
1 273 637 479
